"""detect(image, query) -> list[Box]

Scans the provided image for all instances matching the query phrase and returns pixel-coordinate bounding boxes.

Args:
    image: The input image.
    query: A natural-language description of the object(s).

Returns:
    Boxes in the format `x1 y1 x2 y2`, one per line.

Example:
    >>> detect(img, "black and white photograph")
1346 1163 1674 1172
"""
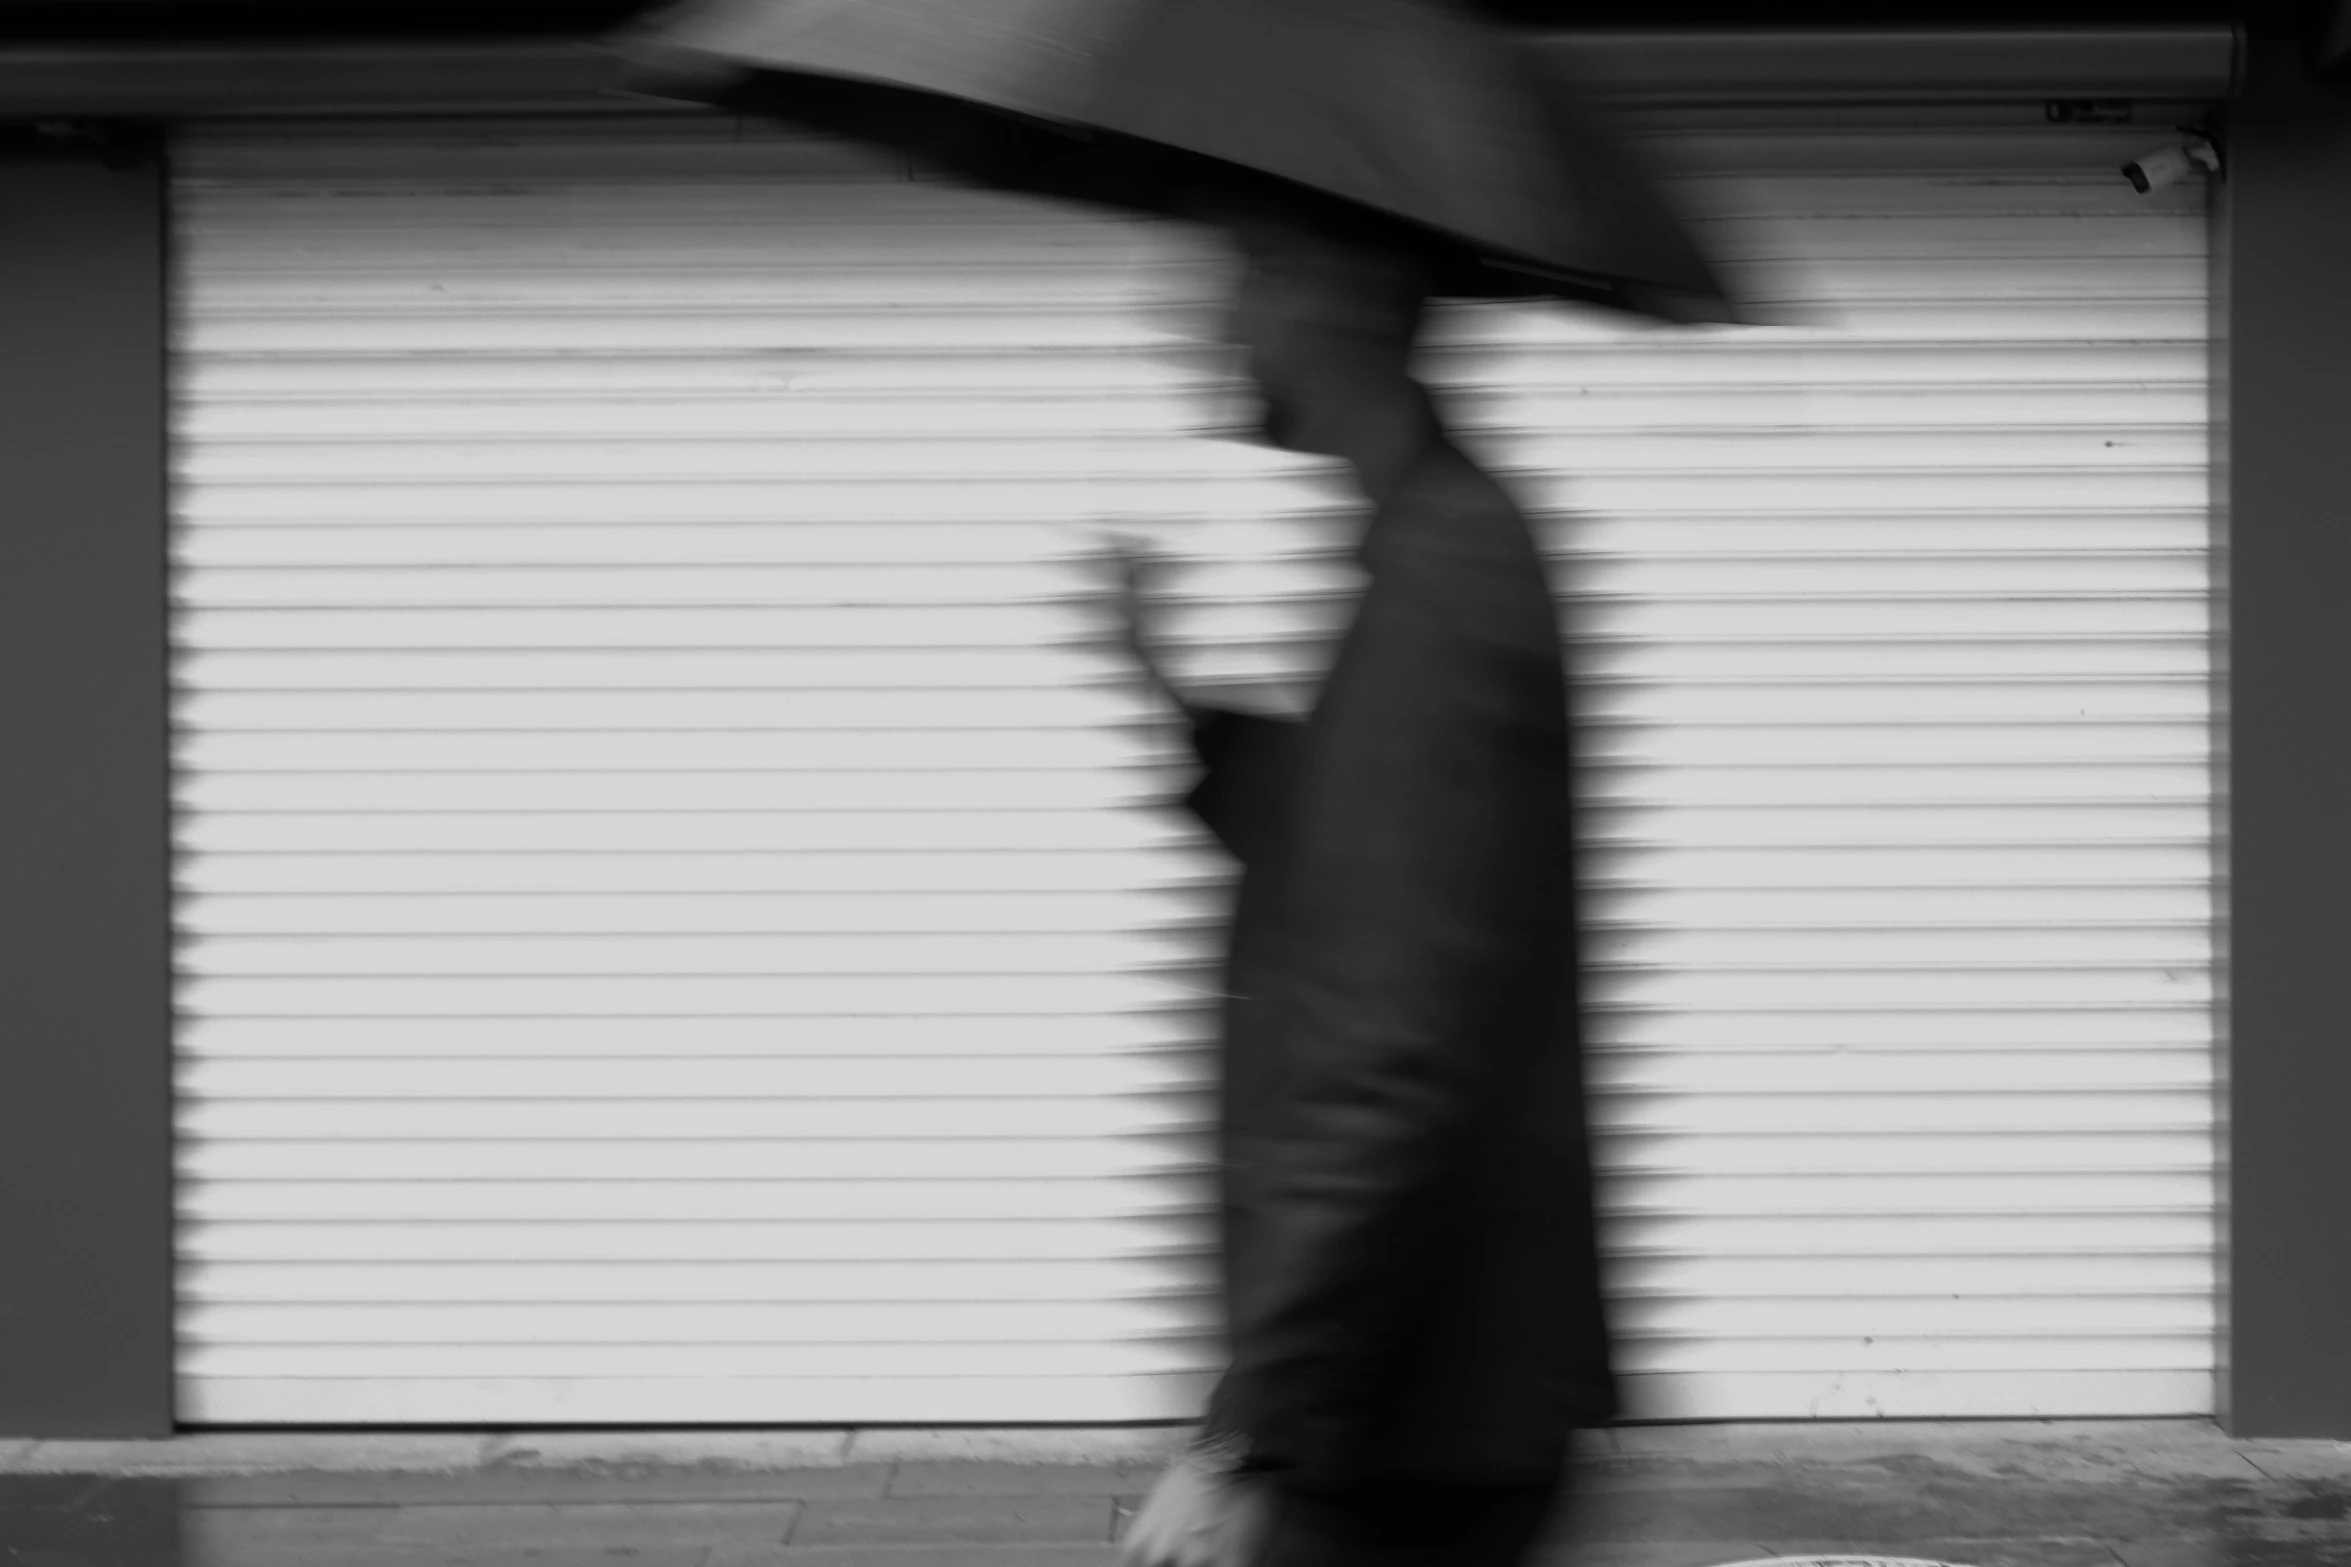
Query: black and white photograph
2 1 2346 1563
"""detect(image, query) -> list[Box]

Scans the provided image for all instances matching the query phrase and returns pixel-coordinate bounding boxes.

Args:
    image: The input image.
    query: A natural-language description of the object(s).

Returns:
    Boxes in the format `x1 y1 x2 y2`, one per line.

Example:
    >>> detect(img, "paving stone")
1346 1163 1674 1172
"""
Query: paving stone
438 1550 713 1567
1626 1422 2212 1474
185 1503 392 1548
1569 1483 1859 1542
1606 1427 1771 1458
0 1474 115 1510
187 1548 443 1567
1748 1543 2123 1567
2107 1542 2223 1567
706 1547 1121 1567
1740 1545 1962 1565
381 1500 802 1549
1581 1457 1792 1494
488 1431 853 1470
1647 1469 2265 1548
1768 1421 2097 1450
2000 1446 2264 1485
847 1427 1191 1465
1900 1537 2127 1567
1530 1541 1771 1567
21 1431 495 1475
2235 1444 2351 1483
1572 1491 1849 1542
2109 1535 2351 1567
195 1462 891 1508
1894 1428 2271 1486
0 1475 181 1564
1645 1422 2260 1488
791 1494 1113 1546
885 1461 1163 1497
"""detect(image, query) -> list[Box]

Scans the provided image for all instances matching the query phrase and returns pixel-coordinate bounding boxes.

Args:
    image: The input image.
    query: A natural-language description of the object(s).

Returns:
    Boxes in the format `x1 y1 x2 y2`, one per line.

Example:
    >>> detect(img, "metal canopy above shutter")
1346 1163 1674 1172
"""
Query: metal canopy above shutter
170 105 2214 1425
0 26 2240 117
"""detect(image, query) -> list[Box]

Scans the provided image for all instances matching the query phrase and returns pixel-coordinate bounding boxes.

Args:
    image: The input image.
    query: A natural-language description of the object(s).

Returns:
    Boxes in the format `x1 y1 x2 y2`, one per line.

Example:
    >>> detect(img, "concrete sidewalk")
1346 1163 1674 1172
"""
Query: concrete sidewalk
2 1420 2346 1566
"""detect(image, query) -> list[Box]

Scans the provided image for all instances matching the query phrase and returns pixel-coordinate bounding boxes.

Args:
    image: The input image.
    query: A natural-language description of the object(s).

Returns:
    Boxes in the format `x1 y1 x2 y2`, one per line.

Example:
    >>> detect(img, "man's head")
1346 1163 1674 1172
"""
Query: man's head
1217 200 1432 459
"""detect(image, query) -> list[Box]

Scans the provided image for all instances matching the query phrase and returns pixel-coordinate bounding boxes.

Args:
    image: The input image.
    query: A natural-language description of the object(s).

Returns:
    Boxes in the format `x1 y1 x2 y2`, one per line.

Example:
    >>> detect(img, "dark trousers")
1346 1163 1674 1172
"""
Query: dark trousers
1255 1476 1568 1567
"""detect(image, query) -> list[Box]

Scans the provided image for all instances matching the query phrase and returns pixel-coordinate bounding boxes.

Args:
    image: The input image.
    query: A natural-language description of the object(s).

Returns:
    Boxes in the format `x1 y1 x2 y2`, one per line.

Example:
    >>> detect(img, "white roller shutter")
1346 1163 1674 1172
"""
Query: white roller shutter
1432 105 2214 1421
171 103 2214 1425
167 117 1360 1426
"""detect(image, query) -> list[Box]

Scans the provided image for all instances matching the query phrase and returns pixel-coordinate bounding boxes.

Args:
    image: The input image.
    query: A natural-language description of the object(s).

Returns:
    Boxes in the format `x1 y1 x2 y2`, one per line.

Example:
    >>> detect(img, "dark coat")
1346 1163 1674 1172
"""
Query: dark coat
1184 440 1614 1492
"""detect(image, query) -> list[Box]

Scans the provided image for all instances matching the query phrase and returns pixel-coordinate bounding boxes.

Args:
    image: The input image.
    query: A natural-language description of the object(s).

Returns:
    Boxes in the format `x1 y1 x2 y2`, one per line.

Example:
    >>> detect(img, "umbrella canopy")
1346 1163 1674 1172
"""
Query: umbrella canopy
616 0 1736 320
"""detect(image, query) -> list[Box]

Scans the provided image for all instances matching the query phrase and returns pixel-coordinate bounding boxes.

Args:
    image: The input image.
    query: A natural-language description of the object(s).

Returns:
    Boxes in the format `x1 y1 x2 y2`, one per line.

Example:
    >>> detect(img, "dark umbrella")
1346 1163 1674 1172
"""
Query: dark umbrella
617 0 1736 321
614 6 1734 1560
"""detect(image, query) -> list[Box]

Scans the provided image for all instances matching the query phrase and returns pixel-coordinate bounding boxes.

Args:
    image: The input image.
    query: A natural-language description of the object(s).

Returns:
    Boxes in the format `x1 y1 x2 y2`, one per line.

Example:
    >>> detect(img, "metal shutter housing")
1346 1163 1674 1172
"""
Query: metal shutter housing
170 105 2214 1424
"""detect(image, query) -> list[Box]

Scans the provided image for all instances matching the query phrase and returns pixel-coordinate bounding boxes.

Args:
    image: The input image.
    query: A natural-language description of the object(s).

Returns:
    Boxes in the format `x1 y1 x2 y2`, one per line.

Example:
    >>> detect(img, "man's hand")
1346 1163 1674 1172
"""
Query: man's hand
1121 1452 1275 1567
1102 538 1192 719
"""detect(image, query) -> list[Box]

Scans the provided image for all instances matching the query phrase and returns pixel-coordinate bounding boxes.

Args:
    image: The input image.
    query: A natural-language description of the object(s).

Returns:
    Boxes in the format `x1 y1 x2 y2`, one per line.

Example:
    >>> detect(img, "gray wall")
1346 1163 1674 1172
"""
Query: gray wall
0 133 174 1437
2221 29 2351 1439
